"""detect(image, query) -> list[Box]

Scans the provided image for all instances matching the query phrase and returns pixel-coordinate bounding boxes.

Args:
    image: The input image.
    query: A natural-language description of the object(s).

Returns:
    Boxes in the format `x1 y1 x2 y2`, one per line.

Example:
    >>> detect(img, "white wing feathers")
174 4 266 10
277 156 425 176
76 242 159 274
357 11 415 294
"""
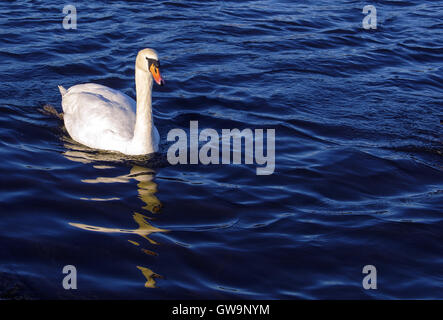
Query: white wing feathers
60 83 138 152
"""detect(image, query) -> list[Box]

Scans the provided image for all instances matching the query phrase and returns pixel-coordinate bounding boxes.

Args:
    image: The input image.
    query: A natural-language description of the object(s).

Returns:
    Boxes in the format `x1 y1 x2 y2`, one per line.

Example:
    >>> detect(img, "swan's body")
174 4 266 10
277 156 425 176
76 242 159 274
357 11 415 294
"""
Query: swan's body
59 48 164 155
60 83 159 154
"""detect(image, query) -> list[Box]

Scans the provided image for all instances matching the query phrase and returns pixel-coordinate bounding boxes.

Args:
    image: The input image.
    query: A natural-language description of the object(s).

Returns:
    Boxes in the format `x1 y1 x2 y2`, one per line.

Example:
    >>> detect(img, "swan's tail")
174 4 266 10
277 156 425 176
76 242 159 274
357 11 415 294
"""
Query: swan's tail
58 85 67 96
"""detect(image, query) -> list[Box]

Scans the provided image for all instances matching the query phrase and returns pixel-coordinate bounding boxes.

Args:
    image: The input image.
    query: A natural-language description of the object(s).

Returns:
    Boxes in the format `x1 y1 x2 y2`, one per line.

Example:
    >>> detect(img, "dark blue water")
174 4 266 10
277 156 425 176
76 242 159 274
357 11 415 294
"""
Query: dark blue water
0 0 442 299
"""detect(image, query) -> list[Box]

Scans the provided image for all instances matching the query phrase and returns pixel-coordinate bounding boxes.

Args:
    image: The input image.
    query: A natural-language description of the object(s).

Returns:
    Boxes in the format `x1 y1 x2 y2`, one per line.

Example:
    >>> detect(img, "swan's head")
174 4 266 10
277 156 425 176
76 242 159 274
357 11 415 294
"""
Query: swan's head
136 48 165 86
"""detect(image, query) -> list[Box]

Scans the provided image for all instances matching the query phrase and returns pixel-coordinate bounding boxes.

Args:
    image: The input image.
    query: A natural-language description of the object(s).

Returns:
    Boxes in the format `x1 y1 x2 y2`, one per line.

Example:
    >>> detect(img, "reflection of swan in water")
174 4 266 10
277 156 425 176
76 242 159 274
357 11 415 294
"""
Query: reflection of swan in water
63 136 162 212
69 212 166 245
80 165 162 214
62 140 167 288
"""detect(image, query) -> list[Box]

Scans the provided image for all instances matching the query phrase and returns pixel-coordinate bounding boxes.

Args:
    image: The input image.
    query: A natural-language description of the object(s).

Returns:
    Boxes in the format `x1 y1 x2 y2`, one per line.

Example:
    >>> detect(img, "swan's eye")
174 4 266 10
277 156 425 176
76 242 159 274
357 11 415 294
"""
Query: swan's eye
146 58 160 70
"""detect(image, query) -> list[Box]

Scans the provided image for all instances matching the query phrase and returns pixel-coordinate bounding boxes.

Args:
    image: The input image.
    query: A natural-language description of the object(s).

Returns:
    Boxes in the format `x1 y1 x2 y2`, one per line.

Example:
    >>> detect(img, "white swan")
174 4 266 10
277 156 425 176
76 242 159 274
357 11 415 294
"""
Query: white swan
59 48 164 155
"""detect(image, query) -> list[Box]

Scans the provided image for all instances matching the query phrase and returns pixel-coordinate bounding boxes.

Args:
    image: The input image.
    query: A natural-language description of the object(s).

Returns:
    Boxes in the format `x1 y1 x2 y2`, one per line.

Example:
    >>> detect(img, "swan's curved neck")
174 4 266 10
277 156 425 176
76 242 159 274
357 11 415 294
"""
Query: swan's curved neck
132 67 154 153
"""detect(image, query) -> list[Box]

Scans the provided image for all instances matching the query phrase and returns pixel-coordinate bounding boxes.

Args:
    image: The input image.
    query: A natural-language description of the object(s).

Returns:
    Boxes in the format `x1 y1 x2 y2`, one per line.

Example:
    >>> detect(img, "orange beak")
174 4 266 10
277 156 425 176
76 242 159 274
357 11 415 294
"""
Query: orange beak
150 64 165 86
